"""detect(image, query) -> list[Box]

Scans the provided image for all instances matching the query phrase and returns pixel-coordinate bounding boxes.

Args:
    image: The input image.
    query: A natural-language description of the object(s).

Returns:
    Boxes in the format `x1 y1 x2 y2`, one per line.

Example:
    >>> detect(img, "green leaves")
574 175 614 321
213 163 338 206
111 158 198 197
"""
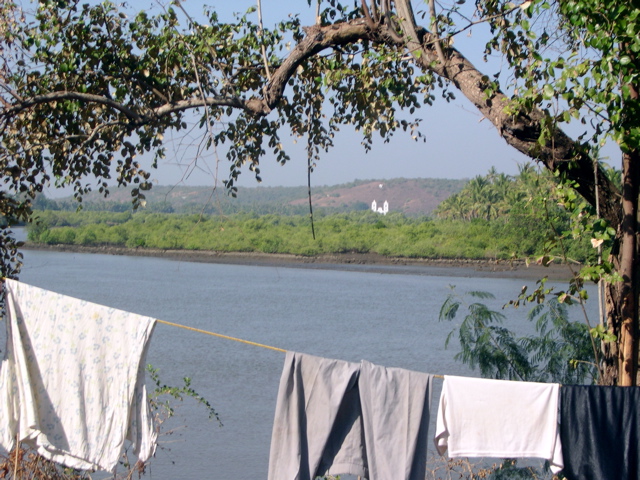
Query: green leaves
590 324 617 343
147 365 222 425
440 287 597 383
480 0 640 155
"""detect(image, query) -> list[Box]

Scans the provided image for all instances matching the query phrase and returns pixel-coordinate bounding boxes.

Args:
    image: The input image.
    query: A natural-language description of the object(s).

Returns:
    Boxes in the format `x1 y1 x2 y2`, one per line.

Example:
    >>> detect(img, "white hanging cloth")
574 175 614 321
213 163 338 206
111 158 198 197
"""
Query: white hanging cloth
0 279 157 472
434 375 563 473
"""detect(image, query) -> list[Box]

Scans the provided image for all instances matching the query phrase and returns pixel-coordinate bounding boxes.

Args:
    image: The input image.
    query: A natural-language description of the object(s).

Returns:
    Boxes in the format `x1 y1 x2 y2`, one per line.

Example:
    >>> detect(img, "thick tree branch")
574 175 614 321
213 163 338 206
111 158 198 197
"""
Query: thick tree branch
378 8 621 229
163 20 373 116
260 20 370 111
152 96 247 117
1 20 373 131
0 12 621 233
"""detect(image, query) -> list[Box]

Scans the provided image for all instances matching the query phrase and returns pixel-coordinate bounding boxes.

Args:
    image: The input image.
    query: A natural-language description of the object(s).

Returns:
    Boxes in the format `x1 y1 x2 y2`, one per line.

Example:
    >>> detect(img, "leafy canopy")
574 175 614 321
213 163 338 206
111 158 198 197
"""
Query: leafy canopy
0 0 437 276
440 288 597 384
482 0 640 152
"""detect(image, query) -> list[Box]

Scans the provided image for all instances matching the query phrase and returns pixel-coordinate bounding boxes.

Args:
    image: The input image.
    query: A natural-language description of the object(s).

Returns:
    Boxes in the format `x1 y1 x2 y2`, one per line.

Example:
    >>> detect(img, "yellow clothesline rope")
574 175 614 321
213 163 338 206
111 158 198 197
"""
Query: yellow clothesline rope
156 318 444 378
156 319 287 353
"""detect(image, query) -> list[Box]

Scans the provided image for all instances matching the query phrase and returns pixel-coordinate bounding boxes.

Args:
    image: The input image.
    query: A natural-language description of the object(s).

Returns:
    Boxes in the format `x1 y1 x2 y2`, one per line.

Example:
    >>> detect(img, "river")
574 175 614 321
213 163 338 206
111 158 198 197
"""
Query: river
12 246 596 479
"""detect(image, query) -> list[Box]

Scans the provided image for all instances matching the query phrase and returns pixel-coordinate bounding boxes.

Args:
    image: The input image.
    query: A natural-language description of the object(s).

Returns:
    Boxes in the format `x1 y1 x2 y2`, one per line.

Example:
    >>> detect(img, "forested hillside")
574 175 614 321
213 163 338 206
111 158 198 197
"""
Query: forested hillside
33 178 466 216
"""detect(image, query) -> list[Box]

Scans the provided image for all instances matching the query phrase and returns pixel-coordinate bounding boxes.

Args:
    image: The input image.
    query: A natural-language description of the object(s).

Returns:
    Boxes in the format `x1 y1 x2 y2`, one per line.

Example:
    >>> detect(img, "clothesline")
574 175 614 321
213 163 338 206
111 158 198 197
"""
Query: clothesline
156 319 287 353
156 318 445 378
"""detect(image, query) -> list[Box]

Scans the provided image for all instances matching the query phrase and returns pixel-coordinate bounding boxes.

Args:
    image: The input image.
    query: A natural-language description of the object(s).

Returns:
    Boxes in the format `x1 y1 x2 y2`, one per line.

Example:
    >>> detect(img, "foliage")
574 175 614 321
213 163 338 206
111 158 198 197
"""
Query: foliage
426 457 552 480
434 166 538 222
146 365 222 426
0 446 91 479
1 0 636 384
1 0 638 475
482 0 640 153
439 287 597 384
0 0 429 258
26 200 600 263
26 163 597 264
32 177 468 217
477 3 640 385
436 162 625 337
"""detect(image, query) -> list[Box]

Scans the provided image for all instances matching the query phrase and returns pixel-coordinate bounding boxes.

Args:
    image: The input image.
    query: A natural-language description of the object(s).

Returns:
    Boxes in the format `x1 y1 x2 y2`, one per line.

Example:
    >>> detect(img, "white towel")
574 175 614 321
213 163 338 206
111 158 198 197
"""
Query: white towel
434 375 563 473
0 279 157 472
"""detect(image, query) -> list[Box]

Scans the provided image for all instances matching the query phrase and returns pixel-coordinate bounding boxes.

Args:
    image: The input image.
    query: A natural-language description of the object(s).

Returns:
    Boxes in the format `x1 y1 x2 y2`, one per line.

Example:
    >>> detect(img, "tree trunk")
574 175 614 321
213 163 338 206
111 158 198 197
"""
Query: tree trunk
603 68 640 386
603 150 640 385
618 150 639 385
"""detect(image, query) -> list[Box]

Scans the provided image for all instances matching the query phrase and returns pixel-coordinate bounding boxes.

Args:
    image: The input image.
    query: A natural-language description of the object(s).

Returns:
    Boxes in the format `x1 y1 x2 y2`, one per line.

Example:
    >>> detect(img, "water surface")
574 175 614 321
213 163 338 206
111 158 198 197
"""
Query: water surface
15 248 594 479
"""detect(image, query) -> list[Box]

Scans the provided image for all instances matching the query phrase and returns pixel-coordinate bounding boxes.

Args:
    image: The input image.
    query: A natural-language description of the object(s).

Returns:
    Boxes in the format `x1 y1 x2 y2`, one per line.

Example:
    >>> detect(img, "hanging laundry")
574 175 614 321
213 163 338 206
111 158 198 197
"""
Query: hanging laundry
267 351 433 480
0 279 157 472
560 385 640 480
434 375 563 473
358 360 433 479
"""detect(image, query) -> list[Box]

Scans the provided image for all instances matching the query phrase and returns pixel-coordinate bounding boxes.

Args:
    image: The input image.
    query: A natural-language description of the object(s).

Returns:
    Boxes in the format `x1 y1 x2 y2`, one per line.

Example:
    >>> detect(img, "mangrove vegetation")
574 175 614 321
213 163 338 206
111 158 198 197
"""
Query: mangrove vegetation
27 167 608 264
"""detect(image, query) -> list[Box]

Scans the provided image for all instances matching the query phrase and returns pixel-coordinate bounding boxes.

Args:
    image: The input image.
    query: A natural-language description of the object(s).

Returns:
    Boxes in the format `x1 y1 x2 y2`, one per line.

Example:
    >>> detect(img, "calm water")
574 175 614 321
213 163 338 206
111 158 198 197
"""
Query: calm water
13 248 596 479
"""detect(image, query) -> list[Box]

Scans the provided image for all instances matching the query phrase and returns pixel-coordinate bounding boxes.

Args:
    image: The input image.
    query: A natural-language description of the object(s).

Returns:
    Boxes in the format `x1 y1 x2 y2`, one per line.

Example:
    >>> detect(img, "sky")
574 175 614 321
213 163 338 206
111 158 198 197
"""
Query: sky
144 0 532 190
45 0 622 196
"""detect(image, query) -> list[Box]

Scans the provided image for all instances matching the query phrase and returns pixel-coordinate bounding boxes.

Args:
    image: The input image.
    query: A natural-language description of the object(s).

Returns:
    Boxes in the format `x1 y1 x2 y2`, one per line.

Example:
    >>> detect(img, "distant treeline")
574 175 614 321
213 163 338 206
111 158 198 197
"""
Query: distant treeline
27 209 594 262
27 167 611 262
32 191 317 216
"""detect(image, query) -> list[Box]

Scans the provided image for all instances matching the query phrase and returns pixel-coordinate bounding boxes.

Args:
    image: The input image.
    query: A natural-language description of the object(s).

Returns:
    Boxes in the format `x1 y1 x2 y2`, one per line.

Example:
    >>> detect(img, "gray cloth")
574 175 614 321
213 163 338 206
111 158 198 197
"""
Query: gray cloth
267 352 434 480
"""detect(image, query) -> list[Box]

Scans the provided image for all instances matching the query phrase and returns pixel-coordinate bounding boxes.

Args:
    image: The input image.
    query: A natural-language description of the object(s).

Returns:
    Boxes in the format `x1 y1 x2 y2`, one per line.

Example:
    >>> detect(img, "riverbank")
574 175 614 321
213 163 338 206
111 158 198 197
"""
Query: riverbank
23 242 578 280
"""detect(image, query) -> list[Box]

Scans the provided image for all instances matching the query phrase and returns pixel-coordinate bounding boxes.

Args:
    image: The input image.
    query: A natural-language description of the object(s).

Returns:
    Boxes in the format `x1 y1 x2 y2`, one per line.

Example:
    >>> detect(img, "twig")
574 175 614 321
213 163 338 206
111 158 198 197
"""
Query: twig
256 0 272 81
593 154 605 329
13 438 18 480
383 0 404 44
306 121 316 241
428 0 447 67
541 196 604 383
361 0 376 29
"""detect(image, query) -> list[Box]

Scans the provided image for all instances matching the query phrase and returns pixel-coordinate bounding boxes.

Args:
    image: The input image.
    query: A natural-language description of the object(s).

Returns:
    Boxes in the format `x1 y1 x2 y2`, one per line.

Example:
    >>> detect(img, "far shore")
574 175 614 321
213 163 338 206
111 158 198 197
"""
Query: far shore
22 242 579 281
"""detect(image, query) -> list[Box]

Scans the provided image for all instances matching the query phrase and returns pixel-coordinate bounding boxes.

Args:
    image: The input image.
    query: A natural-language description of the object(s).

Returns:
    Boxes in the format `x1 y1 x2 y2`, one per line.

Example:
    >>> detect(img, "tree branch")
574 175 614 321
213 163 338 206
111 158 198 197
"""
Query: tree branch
428 0 447 67
0 9 620 233
3 91 143 122
151 96 247 117
374 19 621 229
256 0 272 82
260 20 370 110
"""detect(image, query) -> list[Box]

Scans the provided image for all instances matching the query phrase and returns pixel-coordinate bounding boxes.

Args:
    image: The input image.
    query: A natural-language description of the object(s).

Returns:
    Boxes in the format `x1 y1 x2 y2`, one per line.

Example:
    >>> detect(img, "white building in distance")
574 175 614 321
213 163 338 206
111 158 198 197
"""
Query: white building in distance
371 200 389 215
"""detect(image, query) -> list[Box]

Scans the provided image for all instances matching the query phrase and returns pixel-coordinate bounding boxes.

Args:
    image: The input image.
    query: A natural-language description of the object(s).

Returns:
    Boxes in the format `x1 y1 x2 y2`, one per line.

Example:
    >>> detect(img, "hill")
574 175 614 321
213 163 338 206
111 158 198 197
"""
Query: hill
36 178 467 216
288 178 463 215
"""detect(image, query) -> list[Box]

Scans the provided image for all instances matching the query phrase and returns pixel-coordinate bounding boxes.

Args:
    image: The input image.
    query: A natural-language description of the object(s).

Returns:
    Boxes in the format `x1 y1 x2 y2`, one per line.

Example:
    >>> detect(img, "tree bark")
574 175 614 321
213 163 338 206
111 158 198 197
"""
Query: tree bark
602 149 640 386
612 72 640 386
613 150 639 385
